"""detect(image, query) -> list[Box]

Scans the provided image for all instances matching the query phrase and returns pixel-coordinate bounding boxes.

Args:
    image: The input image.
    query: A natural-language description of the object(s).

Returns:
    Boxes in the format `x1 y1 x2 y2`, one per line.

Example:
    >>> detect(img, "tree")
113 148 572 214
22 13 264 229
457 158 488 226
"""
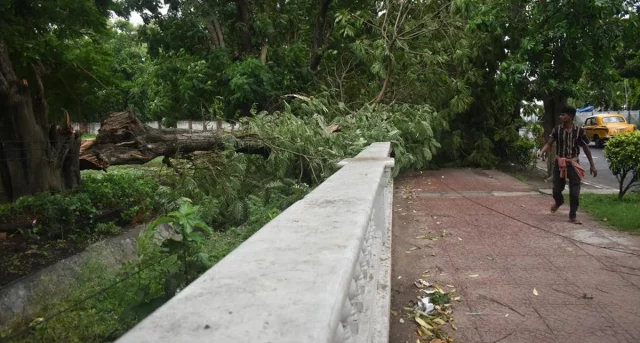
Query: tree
460 0 630 173
0 0 120 202
605 131 640 199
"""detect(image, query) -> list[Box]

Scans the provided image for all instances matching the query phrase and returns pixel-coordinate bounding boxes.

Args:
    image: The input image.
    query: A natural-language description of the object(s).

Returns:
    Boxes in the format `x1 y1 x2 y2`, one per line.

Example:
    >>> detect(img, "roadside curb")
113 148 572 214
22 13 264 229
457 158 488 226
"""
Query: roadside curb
538 188 619 195
534 165 618 192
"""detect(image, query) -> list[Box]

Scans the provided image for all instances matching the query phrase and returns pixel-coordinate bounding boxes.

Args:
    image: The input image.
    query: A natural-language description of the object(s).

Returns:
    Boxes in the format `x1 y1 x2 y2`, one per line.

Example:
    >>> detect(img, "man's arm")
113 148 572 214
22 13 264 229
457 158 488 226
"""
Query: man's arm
537 137 554 160
538 127 558 159
540 139 554 154
582 144 598 177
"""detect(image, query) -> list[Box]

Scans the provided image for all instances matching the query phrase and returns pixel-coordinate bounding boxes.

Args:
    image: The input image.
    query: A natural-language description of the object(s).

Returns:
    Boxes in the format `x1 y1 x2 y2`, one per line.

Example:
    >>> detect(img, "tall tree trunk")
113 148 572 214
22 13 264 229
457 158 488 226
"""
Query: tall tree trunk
236 0 252 57
372 59 393 104
206 20 221 49
542 93 567 176
0 39 80 203
206 16 226 50
309 0 333 71
213 17 225 48
260 44 268 65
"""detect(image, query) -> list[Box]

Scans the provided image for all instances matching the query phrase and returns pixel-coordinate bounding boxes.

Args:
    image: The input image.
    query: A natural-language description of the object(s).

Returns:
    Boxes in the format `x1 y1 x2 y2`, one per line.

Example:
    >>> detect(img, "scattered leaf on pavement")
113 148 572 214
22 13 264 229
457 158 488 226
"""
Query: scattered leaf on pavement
469 274 479 278
391 310 398 316
433 318 446 325
418 327 433 337
400 318 405 324
451 323 457 330
533 288 539 296
415 317 434 330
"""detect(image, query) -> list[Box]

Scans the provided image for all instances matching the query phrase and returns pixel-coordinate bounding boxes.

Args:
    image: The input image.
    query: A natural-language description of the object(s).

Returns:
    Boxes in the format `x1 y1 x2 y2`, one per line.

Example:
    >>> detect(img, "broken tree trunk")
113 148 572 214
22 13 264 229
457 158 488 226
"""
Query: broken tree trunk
79 110 270 170
0 39 81 203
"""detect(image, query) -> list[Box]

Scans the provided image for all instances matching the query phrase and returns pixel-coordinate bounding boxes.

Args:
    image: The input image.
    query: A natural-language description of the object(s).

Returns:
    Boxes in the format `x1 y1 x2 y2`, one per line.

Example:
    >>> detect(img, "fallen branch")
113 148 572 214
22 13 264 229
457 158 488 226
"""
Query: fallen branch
79 110 270 170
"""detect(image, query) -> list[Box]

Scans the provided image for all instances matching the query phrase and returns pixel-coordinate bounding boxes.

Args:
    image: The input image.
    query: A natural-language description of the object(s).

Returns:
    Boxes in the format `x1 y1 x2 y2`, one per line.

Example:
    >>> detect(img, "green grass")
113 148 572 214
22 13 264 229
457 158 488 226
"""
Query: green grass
514 173 527 183
580 193 640 233
80 134 96 140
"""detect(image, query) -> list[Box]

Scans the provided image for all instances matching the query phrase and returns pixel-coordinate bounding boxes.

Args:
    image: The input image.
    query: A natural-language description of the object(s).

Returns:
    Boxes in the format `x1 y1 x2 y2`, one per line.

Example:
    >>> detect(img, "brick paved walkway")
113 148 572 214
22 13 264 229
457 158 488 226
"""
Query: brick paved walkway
390 169 640 343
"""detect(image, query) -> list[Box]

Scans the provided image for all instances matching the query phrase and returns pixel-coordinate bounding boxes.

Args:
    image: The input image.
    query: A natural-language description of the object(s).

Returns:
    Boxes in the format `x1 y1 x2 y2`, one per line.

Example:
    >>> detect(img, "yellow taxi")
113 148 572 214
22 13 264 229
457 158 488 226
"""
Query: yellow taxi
583 113 637 147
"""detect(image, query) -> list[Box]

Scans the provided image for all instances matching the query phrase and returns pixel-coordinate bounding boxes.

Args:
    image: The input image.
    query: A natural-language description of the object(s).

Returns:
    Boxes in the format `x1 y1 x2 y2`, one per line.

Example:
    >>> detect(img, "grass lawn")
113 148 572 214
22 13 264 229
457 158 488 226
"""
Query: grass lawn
580 192 640 233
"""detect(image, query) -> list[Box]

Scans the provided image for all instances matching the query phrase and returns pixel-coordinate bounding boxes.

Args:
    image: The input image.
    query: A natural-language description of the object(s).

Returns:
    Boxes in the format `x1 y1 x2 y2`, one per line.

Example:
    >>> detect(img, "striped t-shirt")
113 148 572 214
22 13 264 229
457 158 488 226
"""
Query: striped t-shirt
550 125 589 159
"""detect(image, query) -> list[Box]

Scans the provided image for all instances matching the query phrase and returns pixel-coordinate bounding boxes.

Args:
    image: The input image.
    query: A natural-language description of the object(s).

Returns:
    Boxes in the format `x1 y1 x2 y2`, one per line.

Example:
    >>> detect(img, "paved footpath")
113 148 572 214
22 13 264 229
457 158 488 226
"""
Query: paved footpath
390 169 640 343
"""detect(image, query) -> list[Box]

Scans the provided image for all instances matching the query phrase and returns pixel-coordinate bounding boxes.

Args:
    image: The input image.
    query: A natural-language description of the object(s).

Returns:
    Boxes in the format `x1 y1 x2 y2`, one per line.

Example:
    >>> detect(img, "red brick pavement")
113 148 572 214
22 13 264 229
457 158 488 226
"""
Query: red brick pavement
390 169 640 343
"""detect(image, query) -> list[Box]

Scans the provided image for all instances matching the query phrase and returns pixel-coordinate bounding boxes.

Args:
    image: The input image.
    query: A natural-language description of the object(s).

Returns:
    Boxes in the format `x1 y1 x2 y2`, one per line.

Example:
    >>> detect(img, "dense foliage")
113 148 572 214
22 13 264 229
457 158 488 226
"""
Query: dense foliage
4 0 637 164
0 172 167 241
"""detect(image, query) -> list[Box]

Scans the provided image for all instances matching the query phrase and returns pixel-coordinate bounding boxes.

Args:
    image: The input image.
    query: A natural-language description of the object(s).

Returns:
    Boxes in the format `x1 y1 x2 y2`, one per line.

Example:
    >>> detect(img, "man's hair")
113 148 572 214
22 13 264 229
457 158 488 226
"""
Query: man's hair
561 106 577 119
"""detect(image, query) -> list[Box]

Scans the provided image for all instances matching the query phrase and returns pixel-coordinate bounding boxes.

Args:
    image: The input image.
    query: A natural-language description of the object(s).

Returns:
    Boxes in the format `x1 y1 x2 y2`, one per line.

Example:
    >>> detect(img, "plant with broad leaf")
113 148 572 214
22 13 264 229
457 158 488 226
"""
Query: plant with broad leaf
124 199 214 320
148 198 214 274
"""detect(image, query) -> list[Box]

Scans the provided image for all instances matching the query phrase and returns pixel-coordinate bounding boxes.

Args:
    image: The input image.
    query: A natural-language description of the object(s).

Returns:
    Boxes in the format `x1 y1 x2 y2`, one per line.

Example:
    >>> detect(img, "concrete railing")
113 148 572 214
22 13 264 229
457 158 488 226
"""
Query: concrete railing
116 142 395 343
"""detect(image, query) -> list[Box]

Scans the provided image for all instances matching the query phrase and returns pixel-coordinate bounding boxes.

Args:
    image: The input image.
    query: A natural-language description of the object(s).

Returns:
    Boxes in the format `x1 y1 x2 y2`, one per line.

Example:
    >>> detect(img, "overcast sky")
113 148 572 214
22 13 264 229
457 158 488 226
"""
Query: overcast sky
123 4 169 26
128 12 144 25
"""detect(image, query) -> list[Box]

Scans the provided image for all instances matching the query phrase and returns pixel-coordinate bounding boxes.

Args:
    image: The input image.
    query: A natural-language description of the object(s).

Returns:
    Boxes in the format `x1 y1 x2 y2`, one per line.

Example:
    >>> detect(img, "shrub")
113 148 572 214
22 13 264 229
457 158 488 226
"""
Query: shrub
509 138 537 170
605 131 640 199
2 173 166 240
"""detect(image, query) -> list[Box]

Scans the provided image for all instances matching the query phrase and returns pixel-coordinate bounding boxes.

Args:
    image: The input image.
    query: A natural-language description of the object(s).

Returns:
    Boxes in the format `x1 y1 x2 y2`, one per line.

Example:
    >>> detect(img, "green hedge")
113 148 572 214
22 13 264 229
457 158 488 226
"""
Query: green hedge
0 172 170 241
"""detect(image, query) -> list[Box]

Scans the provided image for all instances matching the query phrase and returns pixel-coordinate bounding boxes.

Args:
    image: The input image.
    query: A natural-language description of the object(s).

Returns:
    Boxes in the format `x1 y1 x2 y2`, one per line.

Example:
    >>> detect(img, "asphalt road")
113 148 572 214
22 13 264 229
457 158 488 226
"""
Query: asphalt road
578 143 619 190
537 144 619 190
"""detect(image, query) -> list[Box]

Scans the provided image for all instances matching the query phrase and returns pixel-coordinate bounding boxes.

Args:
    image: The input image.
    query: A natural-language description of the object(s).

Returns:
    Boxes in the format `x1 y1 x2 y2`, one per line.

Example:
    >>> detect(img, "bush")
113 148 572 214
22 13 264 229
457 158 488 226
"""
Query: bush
509 138 537 170
1 173 166 240
605 131 640 199
81 172 164 222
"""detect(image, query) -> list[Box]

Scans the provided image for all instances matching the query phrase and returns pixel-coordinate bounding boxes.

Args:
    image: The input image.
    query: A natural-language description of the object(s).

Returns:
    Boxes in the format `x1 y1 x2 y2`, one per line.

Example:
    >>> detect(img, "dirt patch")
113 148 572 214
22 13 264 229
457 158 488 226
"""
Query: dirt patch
0 223 136 287
0 236 84 287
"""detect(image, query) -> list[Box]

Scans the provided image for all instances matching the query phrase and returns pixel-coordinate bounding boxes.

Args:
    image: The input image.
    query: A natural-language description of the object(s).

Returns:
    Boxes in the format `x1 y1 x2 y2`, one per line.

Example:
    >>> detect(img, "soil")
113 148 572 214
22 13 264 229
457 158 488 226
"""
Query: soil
0 236 85 287
0 218 138 288
0 205 139 287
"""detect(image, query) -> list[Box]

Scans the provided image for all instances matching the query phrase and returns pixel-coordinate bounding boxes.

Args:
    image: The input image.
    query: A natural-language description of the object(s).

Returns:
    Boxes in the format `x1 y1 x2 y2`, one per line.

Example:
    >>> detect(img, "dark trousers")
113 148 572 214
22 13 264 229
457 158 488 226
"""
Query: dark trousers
552 161 581 219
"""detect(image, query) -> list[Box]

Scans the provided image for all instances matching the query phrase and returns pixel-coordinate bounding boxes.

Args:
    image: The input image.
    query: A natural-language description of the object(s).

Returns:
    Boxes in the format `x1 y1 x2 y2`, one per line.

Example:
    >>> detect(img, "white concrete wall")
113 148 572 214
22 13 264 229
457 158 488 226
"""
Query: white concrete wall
74 120 240 135
115 142 395 343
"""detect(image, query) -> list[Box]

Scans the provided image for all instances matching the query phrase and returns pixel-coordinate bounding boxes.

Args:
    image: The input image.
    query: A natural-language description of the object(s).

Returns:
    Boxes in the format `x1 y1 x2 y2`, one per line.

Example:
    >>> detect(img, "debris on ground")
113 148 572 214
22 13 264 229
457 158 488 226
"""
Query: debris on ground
401 276 456 342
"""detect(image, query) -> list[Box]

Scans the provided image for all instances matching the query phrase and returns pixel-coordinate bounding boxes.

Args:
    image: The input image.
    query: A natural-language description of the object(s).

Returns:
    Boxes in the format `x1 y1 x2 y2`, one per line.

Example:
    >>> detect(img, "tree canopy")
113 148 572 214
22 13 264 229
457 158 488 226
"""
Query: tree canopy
2 0 639 165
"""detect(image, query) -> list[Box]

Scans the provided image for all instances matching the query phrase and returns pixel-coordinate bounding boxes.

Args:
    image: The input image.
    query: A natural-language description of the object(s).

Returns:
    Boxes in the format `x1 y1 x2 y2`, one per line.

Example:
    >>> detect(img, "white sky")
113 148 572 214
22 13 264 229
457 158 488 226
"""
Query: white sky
121 5 169 25
129 12 145 25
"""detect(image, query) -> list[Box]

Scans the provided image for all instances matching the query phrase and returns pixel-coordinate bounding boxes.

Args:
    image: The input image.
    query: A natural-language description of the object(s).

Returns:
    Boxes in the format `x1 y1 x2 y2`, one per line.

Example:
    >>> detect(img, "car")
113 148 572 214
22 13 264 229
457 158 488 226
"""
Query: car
583 113 637 148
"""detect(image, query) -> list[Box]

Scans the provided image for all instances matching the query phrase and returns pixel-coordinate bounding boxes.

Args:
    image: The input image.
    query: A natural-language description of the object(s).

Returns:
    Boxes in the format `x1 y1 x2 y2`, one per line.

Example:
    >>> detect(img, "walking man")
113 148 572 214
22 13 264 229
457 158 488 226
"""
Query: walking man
538 106 598 224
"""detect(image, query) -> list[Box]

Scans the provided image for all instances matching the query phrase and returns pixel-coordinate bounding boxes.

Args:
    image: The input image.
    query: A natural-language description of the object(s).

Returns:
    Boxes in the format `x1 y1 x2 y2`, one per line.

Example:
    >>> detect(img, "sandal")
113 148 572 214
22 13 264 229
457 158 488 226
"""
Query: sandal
550 204 561 213
569 218 582 225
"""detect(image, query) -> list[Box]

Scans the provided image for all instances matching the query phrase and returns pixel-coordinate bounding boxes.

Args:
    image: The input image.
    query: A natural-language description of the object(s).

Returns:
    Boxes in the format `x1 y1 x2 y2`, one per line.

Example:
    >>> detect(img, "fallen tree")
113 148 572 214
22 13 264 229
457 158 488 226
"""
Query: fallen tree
80 110 270 170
